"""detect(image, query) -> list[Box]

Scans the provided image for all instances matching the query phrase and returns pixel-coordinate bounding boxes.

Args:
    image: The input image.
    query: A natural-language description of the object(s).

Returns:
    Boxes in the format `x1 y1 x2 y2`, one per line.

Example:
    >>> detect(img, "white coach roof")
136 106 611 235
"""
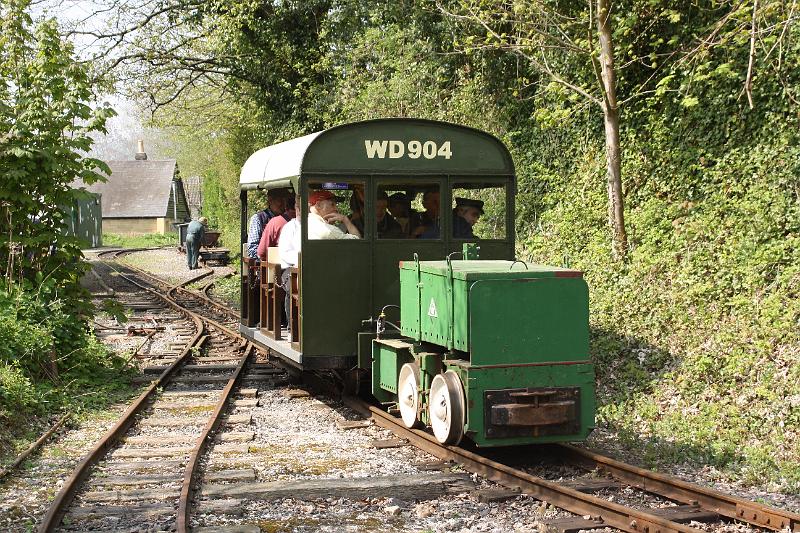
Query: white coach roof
239 131 322 190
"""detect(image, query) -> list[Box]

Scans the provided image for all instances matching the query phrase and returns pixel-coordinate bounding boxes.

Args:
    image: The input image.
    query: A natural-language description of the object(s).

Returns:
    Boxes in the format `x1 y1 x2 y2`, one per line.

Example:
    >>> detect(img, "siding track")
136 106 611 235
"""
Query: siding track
39 250 285 533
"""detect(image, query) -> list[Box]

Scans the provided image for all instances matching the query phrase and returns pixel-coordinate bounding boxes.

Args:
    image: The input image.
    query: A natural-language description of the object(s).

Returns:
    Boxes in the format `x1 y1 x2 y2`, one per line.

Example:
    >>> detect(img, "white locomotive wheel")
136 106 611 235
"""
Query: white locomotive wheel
397 363 422 428
428 370 466 445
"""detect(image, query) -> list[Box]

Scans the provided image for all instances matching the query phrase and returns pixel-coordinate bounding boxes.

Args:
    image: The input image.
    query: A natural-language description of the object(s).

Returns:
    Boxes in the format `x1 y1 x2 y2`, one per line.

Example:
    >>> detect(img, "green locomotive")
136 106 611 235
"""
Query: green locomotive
238 118 595 447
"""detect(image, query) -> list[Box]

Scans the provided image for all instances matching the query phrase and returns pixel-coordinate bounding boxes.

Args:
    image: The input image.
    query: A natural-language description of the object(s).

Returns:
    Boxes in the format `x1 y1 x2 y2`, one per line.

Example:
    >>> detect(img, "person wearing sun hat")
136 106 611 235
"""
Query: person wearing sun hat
453 197 484 239
185 216 208 270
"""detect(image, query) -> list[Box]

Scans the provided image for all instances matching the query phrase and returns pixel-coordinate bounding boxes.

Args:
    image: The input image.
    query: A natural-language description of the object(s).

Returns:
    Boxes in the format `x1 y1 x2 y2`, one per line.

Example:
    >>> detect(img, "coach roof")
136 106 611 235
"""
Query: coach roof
239 118 514 191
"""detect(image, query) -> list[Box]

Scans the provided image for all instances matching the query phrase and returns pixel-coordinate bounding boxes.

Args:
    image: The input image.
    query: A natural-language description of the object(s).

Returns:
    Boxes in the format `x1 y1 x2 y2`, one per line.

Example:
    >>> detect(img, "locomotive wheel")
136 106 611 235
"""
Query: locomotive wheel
428 370 465 445
397 363 421 428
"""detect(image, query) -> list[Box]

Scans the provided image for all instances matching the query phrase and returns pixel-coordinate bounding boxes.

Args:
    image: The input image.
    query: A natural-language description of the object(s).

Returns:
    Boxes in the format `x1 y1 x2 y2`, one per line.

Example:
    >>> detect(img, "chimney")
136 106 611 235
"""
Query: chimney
135 139 148 160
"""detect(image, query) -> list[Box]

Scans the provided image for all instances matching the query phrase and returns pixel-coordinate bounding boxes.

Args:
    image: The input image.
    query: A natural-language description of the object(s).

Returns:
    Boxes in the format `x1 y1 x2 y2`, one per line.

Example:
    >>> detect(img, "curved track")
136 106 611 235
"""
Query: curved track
343 393 800 533
39 250 282 533
43 249 799 533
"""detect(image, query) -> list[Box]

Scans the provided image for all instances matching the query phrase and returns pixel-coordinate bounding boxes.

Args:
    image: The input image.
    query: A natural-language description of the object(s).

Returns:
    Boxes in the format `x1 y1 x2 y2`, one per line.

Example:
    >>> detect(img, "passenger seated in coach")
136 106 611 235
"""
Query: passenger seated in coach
348 183 366 234
349 190 405 238
307 190 361 239
375 191 405 239
453 197 484 239
388 192 413 235
412 190 441 239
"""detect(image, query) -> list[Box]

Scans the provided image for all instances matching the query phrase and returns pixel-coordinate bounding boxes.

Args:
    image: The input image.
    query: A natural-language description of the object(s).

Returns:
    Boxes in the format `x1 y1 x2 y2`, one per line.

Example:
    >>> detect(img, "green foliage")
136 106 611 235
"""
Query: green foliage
515 8 800 489
102 232 177 249
0 282 132 430
0 0 114 293
0 1 130 452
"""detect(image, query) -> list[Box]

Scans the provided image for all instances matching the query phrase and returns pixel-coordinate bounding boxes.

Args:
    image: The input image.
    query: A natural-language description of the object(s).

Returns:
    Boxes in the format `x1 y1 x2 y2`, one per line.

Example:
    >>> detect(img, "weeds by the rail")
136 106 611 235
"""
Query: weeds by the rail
103 232 178 249
210 272 241 310
0 283 134 462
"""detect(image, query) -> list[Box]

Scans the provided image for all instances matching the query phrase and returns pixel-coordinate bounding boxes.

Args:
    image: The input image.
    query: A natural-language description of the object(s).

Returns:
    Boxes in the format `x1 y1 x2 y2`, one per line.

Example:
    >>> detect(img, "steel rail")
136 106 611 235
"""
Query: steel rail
107 250 255 533
343 397 706 533
39 252 213 532
176 343 255 533
38 321 205 533
558 444 800 532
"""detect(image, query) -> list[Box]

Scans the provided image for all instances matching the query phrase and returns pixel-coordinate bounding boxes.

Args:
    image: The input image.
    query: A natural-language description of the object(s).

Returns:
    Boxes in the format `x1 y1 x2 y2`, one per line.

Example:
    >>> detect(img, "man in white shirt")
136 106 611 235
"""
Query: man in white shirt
277 190 360 269
277 190 360 326
278 197 302 269
307 189 361 240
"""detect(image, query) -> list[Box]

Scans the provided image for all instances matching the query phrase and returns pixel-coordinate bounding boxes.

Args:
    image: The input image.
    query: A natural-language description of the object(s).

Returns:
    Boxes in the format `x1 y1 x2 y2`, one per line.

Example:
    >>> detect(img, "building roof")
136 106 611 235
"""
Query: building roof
77 159 183 218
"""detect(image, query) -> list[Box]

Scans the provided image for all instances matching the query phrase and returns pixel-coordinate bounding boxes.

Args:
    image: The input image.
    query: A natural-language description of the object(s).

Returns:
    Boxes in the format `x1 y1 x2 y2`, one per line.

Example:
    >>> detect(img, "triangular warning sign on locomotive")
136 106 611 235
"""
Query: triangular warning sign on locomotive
428 298 438 318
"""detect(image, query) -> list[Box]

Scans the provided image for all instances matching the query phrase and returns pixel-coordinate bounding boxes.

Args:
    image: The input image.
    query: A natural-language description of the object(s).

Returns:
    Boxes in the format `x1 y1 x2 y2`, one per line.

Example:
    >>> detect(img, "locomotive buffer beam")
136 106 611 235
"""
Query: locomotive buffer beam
485 388 580 439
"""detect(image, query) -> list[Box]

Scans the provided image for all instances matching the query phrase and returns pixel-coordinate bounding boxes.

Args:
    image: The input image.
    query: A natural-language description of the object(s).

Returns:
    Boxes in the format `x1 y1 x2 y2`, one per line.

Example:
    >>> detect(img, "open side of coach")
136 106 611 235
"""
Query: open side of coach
238 118 516 371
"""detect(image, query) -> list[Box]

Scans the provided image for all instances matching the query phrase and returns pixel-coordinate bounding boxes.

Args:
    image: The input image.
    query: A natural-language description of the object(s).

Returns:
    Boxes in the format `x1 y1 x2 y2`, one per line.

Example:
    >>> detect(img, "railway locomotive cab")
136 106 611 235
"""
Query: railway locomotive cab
238 118 595 447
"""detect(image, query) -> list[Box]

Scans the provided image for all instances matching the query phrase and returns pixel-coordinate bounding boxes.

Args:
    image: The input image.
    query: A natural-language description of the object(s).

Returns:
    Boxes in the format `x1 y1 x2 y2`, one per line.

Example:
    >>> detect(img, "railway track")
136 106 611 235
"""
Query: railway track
39 250 286 532
342 396 800 533
41 249 799 532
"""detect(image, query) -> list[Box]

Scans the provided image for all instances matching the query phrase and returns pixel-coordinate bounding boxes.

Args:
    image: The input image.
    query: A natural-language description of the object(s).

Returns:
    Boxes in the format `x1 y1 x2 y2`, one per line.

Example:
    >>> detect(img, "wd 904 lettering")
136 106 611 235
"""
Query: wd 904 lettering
365 140 452 160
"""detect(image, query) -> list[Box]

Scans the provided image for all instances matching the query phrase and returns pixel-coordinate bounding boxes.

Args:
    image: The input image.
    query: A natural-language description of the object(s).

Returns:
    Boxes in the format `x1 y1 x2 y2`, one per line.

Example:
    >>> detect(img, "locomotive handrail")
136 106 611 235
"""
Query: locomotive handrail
509 259 529 270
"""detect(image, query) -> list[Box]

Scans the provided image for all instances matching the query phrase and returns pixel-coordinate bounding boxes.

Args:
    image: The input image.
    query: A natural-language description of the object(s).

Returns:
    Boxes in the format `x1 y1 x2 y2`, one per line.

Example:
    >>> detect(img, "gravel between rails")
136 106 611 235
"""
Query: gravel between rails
193 384 557 533
4 248 796 533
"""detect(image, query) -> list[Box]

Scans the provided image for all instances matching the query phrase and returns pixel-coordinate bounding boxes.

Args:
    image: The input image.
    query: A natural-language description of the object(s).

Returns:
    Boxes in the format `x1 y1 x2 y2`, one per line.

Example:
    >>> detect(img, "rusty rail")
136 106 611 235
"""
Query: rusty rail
344 396 797 533
39 250 235 532
176 343 254 532
558 444 800 532
38 329 206 533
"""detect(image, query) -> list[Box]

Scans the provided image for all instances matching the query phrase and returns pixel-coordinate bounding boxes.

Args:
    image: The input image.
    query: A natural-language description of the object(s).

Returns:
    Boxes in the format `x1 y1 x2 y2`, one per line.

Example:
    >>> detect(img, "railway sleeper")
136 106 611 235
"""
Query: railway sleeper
542 505 719 533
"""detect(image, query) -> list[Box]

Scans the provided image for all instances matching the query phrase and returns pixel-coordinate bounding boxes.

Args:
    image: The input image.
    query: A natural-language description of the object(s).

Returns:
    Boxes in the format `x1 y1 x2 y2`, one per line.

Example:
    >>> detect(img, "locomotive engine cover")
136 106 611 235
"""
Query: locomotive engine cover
392 259 595 446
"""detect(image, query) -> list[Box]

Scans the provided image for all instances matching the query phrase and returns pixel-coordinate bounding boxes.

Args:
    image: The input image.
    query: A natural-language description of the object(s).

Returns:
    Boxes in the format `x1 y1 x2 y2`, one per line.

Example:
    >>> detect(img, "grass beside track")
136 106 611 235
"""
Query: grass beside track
102 232 178 248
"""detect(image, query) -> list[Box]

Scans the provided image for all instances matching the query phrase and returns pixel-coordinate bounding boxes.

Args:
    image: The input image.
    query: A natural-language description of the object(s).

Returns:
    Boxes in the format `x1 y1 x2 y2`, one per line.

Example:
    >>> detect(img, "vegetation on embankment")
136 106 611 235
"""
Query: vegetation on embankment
64 2 800 489
0 284 133 457
0 4 132 457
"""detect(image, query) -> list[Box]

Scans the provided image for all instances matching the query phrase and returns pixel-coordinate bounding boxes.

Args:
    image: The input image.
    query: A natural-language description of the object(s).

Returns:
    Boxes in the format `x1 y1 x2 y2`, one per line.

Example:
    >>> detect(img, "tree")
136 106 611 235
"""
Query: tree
439 0 798 259
439 0 628 257
0 0 114 289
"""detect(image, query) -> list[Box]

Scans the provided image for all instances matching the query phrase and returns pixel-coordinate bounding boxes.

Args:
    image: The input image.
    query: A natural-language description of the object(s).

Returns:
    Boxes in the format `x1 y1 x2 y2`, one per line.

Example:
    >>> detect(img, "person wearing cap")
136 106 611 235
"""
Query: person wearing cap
307 189 361 240
257 193 297 261
185 216 208 270
246 188 290 259
453 197 484 239
388 192 413 235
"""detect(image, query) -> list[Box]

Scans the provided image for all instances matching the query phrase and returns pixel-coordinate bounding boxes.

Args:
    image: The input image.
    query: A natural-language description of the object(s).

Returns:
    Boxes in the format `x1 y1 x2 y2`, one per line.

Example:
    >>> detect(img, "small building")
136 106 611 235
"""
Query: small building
78 141 190 234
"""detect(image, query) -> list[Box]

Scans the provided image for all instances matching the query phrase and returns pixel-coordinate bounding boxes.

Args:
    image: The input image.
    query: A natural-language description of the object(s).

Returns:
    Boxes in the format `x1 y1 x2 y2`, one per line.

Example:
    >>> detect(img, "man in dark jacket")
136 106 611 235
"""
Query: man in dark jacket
186 217 208 270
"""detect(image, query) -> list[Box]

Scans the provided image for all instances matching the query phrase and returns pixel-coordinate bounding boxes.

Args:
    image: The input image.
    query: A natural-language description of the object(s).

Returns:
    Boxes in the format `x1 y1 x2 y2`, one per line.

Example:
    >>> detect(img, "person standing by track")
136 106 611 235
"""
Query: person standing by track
185 217 208 270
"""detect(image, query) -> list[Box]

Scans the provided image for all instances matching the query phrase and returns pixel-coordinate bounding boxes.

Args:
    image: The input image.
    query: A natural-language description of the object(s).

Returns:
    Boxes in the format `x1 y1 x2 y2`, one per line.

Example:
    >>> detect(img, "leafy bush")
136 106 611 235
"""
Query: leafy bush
0 282 132 436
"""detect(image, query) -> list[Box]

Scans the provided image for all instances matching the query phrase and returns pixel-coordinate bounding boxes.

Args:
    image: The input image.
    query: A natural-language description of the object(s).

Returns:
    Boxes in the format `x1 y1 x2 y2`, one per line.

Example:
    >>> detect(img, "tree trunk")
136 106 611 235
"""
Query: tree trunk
596 0 627 259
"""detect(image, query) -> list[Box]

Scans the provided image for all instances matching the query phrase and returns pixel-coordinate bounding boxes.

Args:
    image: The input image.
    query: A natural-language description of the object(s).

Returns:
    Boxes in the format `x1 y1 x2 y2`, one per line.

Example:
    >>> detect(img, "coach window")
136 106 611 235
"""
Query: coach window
306 181 365 240
378 184 442 239
451 182 507 240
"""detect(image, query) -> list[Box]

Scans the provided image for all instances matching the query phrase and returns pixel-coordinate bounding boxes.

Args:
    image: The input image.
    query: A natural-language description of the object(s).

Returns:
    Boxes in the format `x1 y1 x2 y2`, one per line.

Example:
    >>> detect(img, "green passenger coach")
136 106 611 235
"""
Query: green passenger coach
238 118 595 447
